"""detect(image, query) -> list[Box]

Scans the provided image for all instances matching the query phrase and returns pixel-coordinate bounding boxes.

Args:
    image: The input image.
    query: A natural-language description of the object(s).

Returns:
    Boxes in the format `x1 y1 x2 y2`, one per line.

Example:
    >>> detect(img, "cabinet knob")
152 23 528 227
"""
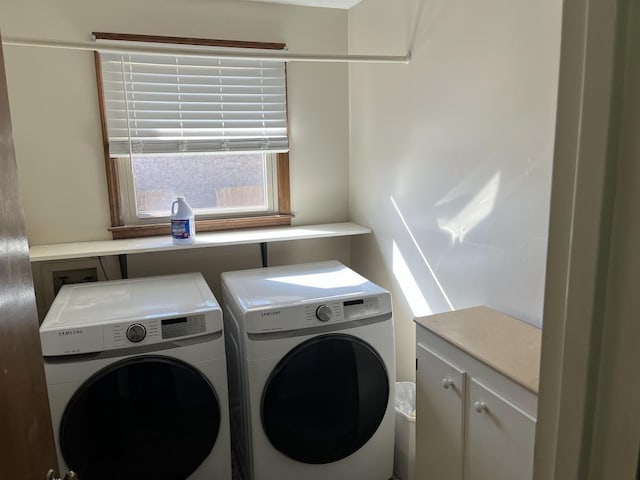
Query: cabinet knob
473 401 488 413
441 378 454 389
44 471 77 480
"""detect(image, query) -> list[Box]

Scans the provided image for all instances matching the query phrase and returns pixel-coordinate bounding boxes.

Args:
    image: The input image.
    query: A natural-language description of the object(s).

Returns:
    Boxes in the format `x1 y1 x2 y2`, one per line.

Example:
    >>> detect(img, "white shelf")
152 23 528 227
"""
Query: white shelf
29 222 371 262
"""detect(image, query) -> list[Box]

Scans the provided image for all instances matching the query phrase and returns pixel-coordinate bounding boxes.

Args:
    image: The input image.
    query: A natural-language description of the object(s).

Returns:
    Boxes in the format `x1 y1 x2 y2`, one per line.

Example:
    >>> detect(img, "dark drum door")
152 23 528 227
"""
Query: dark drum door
59 356 220 480
261 333 389 464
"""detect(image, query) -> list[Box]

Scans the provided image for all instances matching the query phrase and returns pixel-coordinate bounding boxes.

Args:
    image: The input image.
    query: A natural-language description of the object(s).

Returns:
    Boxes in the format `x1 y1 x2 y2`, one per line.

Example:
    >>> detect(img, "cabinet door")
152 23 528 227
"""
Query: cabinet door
466 378 536 480
416 343 465 480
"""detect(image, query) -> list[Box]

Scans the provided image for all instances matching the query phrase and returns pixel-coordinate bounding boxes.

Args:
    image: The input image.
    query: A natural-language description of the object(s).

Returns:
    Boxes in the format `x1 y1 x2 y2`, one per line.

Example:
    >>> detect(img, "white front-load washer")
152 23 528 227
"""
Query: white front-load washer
221 261 395 480
40 273 231 480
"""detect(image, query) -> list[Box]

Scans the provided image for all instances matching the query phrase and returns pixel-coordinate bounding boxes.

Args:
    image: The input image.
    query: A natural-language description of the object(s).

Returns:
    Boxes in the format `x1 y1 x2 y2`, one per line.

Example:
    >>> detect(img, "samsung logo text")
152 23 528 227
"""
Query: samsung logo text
58 329 83 336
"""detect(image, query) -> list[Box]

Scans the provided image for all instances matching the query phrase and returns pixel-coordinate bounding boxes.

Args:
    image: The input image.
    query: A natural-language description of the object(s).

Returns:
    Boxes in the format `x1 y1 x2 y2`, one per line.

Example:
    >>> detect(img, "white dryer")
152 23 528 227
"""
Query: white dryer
221 261 395 480
40 273 231 480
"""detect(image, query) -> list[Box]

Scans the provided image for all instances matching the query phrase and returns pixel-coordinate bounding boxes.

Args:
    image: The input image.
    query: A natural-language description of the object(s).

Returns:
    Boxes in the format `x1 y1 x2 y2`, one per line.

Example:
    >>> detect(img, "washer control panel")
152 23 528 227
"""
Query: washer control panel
105 314 207 349
41 310 221 356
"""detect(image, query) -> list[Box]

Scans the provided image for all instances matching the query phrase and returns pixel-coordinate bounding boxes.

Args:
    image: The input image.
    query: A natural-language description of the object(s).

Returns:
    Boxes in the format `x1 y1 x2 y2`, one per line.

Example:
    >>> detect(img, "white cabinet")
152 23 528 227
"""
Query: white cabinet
416 344 465 480
415 307 540 480
466 378 536 480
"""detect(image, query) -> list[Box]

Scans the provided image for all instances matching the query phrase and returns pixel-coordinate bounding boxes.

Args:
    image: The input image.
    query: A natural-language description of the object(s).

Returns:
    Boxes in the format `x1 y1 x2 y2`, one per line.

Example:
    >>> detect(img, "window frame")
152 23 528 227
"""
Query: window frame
116 152 279 225
93 32 292 240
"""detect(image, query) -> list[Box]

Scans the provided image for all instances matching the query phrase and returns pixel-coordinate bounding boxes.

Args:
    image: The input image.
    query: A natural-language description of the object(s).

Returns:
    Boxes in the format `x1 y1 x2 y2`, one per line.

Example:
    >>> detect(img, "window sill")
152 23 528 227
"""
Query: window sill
109 214 293 240
29 222 372 262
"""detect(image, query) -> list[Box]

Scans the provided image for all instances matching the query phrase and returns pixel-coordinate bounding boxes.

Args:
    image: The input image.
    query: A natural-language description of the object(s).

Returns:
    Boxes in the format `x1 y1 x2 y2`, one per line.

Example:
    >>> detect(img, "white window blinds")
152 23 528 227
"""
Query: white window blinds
99 48 289 156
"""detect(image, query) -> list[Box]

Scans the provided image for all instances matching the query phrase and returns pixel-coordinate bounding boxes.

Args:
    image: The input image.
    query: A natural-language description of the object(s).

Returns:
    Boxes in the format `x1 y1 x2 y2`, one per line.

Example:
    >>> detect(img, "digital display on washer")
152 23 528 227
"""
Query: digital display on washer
161 315 206 339
343 297 380 319
343 299 364 306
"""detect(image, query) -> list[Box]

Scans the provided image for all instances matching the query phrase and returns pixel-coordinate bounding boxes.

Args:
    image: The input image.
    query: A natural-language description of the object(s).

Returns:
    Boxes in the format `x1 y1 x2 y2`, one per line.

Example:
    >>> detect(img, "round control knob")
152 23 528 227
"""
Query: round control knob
441 378 454 389
315 305 332 323
126 323 146 343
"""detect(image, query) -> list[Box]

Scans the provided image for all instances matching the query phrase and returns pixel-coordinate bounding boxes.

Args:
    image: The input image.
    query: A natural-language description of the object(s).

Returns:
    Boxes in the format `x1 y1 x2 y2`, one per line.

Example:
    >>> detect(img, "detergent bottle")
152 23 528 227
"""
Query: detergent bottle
170 197 196 245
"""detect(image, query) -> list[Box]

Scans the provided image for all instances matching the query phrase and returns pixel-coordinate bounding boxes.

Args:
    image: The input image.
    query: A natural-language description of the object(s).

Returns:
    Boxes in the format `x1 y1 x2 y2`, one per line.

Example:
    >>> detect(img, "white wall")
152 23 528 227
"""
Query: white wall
0 0 350 245
348 0 561 380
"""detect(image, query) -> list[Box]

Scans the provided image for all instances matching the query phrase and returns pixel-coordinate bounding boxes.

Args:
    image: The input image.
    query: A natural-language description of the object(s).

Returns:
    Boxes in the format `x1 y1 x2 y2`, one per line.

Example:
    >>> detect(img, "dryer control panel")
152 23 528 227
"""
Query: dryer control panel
302 296 381 326
245 292 392 334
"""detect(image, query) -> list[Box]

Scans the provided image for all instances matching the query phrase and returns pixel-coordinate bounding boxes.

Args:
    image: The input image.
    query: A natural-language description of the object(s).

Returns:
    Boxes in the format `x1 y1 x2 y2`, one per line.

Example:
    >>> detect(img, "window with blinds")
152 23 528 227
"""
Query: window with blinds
94 34 292 239
100 50 289 156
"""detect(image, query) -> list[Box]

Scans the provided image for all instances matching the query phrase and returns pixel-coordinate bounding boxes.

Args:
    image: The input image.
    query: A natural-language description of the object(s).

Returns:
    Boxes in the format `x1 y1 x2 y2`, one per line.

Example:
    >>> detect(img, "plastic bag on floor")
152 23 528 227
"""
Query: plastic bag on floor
395 381 416 419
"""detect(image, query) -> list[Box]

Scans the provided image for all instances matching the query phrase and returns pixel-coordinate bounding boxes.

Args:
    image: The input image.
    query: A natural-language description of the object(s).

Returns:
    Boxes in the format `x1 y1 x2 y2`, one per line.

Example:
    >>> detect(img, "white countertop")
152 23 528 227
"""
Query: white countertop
29 222 371 262
415 306 541 394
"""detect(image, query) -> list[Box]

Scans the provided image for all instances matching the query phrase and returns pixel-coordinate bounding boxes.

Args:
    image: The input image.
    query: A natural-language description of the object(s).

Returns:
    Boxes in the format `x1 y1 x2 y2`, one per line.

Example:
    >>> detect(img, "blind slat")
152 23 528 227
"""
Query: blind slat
105 89 286 96
106 110 287 119
103 78 286 87
102 65 285 75
107 124 287 132
105 104 287 115
108 138 289 157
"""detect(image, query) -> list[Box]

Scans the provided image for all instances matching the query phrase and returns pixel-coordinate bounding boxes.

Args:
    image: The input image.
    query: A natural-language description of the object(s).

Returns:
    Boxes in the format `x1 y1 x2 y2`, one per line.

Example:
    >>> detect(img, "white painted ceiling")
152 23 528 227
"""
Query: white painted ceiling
245 0 363 9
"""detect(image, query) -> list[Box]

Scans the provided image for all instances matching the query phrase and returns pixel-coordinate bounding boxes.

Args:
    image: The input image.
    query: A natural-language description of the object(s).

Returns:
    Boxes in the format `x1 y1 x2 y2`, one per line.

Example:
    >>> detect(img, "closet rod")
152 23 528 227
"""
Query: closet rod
2 37 411 64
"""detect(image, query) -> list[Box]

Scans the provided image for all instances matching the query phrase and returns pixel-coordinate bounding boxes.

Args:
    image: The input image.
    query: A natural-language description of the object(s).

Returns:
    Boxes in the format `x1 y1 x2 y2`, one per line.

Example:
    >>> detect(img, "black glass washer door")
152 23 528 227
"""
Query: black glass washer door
60 355 220 480
261 333 389 464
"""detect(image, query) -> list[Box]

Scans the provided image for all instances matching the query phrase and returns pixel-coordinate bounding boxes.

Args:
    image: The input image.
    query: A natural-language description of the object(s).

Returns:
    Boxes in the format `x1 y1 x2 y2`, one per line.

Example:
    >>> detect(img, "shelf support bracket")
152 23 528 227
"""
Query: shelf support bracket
118 254 128 279
260 242 268 268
